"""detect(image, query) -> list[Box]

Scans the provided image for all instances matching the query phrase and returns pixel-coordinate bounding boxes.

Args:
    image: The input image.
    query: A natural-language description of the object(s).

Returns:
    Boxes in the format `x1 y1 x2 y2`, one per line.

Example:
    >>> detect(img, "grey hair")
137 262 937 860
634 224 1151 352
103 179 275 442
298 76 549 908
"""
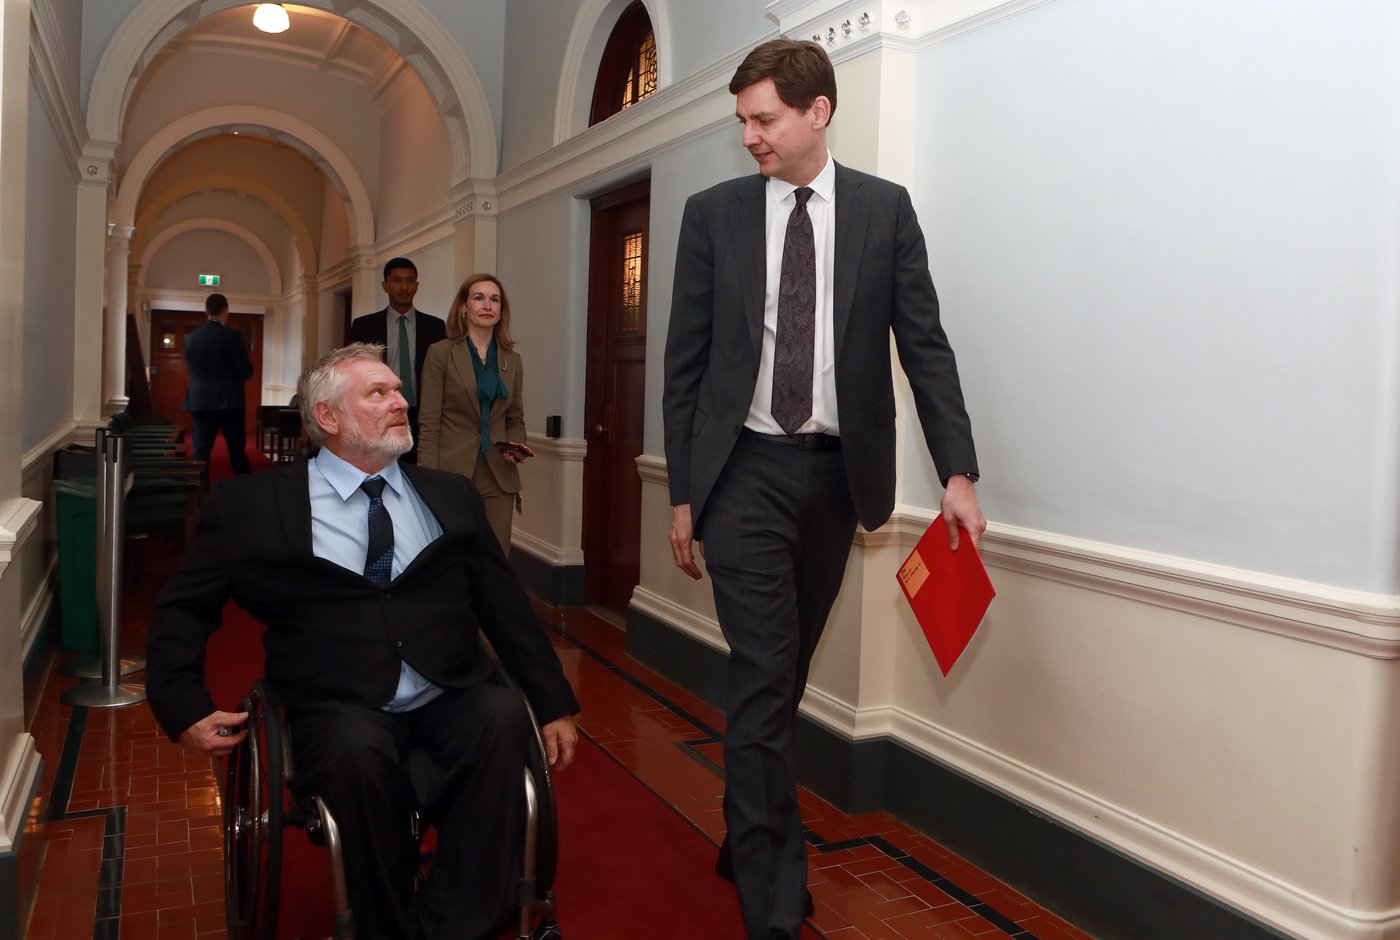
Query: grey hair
297 343 385 446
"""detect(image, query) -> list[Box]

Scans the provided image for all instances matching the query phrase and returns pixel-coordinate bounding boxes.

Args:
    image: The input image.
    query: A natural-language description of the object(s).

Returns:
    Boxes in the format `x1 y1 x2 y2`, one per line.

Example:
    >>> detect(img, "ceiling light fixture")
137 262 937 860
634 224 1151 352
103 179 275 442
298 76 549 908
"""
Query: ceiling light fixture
252 3 290 34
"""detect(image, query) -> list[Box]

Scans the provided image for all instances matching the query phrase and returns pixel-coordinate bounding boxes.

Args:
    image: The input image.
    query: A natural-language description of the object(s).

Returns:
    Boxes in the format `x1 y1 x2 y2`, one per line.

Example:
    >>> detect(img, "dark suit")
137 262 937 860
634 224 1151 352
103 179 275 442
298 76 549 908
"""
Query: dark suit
663 163 978 938
348 308 447 462
147 460 578 938
182 318 253 473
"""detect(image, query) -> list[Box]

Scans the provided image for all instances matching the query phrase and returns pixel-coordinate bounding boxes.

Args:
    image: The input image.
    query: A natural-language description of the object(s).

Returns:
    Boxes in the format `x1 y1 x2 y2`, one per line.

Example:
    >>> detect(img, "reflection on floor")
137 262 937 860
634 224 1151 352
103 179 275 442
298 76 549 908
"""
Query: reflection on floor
22 533 1095 939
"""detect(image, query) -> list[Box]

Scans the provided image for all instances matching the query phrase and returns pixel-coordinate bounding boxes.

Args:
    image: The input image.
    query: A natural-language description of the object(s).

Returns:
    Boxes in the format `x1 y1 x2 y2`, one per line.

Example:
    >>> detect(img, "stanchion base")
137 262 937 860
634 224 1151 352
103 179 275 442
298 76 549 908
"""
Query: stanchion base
60 681 147 708
59 656 146 679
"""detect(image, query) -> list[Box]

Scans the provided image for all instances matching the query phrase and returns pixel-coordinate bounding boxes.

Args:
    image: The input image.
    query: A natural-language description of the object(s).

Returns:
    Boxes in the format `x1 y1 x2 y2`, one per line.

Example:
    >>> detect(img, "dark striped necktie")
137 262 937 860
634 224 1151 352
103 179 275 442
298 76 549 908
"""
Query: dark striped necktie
360 477 394 585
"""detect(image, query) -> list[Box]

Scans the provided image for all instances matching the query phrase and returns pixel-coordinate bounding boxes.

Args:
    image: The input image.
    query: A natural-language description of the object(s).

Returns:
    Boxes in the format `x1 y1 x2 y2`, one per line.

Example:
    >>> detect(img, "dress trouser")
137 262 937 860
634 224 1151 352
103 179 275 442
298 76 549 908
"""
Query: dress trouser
701 432 858 939
472 452 515 552
287 683 531 940
190 407 250 474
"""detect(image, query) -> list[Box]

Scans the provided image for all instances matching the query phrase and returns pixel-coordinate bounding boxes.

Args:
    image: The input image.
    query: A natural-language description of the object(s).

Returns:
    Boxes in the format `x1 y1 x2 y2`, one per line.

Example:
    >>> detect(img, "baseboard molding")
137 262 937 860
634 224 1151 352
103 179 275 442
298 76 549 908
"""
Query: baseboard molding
0 756 41 940
625 603 1292 940
510 543 585 607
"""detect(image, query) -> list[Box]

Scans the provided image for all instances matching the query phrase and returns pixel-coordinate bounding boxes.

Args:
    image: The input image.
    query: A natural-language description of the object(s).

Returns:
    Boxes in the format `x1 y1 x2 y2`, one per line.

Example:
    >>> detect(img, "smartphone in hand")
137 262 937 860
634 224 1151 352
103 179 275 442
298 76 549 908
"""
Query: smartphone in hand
494 441 535 461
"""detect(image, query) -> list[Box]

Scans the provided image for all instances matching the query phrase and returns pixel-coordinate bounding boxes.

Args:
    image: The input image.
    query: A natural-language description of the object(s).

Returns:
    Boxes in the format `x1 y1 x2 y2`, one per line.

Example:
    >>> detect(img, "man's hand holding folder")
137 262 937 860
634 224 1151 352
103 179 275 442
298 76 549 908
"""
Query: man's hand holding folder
897 513 996 676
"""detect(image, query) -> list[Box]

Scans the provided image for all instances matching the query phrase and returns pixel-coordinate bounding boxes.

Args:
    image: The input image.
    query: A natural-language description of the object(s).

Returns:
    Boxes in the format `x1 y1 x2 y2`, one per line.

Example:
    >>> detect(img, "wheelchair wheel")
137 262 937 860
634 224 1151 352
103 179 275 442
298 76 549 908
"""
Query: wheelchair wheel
223 681 284 940
523 712 558 893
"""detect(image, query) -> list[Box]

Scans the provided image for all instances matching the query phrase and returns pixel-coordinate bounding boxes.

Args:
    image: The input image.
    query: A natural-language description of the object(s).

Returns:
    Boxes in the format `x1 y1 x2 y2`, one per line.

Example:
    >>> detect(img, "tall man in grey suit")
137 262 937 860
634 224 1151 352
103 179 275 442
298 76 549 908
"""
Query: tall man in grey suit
663 40 986 939
184 292 253 474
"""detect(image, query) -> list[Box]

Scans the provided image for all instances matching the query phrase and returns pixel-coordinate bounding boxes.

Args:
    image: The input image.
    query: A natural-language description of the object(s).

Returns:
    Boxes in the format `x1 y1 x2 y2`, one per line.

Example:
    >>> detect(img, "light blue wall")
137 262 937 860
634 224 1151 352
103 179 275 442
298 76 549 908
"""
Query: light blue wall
909 0 1400 590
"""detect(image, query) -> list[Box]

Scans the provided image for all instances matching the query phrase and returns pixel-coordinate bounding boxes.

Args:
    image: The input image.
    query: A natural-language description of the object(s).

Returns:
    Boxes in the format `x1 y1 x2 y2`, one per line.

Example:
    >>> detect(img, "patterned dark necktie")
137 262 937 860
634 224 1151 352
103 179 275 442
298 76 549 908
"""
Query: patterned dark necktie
772 186 816 435
360 477 394 586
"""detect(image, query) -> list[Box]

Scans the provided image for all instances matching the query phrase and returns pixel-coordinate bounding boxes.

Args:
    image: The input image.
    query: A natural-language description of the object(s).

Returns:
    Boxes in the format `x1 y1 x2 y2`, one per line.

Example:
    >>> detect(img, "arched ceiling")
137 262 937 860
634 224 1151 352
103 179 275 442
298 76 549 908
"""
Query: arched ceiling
148 4 401 89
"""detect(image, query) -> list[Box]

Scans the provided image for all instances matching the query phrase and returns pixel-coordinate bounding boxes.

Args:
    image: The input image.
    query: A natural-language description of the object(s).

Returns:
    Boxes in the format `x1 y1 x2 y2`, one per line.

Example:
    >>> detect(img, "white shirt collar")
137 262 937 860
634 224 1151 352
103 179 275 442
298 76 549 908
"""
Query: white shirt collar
312 444 405 502
767 151 835 205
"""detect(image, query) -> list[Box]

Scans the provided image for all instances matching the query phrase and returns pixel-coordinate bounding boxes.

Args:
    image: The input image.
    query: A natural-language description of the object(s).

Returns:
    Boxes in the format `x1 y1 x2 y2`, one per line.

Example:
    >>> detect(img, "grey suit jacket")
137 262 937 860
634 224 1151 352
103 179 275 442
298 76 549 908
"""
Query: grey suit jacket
663 163 978 533
417 338 526 494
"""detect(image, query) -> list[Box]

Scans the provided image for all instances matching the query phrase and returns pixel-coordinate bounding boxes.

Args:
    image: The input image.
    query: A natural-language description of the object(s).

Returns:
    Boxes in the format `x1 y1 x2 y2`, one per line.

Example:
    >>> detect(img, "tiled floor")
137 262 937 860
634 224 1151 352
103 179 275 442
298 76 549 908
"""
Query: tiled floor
21 533 1096 940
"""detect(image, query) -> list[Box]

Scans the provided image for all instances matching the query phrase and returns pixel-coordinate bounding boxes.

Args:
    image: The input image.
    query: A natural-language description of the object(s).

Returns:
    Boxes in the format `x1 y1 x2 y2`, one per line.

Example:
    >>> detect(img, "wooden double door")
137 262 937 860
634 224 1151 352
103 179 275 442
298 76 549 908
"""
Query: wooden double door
148 310 263 436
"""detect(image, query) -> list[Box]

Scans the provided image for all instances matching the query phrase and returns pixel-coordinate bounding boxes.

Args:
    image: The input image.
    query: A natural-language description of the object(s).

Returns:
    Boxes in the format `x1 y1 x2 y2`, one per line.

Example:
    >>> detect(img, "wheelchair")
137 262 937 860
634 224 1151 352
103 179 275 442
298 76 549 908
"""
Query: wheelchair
221 670 562 940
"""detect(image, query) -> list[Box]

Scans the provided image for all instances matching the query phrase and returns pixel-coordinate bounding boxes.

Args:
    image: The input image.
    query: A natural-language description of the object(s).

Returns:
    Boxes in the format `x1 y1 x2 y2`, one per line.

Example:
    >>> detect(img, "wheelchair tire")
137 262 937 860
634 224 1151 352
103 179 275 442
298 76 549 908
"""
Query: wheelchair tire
524 724 559 892
223 682 284 940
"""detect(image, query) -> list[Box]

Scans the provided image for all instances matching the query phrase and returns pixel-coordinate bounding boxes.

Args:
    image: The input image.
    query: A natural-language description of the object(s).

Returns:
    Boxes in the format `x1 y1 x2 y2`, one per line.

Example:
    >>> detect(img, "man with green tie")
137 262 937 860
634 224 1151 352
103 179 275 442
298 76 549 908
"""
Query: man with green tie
349 257 447 463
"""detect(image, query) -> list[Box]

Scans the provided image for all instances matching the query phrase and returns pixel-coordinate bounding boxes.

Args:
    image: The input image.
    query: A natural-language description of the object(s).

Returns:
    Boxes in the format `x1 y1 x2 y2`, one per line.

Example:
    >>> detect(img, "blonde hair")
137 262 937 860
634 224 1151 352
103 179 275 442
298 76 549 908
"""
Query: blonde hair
446 273 515 350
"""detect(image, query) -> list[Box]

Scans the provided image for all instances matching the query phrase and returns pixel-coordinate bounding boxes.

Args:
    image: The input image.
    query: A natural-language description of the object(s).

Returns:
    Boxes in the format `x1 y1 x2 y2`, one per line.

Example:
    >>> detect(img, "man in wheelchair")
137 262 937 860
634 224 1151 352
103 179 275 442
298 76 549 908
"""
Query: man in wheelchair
148 343 580 940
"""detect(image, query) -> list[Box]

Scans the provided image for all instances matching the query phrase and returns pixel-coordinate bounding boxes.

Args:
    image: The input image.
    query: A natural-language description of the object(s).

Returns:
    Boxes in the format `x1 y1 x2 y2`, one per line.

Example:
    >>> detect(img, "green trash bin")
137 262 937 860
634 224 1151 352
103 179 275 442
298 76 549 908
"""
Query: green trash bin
54 477 99 652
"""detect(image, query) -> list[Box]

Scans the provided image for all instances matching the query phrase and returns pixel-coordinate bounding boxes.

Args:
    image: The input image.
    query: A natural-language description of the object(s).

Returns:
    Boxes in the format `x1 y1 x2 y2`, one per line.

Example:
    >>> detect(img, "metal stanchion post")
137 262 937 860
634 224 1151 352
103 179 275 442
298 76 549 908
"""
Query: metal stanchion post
61 427 144 680
62 431 146 707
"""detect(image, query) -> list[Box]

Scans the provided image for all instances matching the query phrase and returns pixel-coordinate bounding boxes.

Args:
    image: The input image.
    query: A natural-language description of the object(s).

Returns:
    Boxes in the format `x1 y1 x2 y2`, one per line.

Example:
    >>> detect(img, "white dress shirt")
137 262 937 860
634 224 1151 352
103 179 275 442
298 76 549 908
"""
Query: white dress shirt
745 152 839 436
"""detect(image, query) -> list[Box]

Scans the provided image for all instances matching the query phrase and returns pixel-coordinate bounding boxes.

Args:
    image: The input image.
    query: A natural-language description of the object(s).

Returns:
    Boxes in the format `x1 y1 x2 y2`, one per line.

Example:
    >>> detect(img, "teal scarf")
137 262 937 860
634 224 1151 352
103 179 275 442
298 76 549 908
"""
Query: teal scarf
468 339 509 453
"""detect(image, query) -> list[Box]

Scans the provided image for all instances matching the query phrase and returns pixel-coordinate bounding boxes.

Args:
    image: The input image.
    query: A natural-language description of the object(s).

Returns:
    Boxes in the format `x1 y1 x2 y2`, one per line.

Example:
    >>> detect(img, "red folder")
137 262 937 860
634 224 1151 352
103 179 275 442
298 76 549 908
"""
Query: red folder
896 515 995 676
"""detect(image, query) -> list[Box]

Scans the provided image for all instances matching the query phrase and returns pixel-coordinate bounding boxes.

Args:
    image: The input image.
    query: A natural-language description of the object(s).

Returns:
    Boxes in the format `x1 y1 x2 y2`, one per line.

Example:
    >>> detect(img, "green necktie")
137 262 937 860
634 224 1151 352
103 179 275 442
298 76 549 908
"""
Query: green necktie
396 314 416 407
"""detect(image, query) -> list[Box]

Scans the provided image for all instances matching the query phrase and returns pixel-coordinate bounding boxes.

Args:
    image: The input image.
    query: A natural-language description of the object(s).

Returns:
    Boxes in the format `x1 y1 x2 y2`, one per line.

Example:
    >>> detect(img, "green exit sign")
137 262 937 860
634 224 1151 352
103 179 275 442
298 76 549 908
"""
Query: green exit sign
198 274 220 287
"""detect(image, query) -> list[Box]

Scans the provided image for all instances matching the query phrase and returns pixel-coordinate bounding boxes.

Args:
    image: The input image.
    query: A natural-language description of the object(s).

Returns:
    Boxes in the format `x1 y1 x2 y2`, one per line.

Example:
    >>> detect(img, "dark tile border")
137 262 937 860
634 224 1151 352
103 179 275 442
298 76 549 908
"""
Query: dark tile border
622 605 1286 940
510 549 584 607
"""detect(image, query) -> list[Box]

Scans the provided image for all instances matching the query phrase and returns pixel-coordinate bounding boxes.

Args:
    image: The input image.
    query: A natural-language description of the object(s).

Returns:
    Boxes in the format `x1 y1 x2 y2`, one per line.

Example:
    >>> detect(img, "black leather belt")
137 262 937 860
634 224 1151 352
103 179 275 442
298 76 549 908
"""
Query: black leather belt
739 428 841 451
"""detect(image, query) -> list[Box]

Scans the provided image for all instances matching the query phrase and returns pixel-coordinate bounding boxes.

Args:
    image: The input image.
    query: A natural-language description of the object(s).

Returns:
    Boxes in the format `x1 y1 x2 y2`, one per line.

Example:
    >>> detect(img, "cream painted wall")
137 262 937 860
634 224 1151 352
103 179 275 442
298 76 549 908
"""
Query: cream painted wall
23 81 77 451
495 195 588 437
374 72 452 242
319 174 350 272
910 0 1400 592
145 230 270 294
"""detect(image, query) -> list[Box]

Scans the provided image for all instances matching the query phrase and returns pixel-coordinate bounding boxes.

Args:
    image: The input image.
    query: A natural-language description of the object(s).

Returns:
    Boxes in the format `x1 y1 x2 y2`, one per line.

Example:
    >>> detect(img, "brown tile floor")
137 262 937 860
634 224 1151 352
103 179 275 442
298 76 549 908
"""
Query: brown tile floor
21 535 1095 940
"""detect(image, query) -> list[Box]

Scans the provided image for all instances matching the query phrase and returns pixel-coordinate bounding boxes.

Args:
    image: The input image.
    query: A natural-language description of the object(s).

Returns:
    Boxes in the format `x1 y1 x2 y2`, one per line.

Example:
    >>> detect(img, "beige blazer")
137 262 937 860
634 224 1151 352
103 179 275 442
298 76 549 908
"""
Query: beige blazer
417 338 526 494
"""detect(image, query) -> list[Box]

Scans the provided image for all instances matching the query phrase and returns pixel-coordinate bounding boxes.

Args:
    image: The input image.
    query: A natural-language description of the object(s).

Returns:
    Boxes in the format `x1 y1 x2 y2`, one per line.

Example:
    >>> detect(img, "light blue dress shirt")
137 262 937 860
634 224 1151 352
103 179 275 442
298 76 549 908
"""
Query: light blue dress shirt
308 446 445 712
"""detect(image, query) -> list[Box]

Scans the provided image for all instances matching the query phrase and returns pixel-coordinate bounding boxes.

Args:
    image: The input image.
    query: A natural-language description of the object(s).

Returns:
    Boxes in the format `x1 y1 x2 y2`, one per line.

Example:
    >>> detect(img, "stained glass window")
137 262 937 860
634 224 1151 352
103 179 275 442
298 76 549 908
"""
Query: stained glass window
621 230 644 332
590 2 657 126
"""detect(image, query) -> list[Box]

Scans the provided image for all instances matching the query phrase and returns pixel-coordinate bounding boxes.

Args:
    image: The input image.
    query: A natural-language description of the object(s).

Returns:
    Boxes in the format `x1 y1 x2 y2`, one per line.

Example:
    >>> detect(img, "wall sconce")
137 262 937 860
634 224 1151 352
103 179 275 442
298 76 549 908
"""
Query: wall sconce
253 4 290 34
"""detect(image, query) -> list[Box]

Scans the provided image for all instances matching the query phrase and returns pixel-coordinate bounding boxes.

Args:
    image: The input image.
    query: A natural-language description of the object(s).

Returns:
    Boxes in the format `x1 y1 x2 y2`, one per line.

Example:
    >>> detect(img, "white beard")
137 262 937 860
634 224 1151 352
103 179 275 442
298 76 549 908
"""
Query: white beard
339 416 413 467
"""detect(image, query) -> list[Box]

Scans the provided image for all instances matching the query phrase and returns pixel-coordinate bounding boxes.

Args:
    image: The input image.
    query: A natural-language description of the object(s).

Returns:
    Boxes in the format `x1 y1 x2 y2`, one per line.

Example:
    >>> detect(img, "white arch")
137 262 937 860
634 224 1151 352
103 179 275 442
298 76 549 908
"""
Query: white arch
136 175 319 279
112 106 374 246
554 0 673 145
86 0 498 179
137 217 284 296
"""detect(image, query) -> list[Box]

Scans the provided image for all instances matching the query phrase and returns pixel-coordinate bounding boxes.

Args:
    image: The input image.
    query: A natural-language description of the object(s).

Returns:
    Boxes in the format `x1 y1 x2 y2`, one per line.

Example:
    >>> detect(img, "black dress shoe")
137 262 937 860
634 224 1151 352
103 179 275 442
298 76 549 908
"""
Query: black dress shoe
716 840 733 881
716 842 813 921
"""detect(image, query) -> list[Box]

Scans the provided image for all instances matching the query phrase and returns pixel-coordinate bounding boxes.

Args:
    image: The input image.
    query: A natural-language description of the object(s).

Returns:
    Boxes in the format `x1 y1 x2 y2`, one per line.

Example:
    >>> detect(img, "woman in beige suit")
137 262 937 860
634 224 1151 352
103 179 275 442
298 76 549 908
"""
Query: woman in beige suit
417 273 529 550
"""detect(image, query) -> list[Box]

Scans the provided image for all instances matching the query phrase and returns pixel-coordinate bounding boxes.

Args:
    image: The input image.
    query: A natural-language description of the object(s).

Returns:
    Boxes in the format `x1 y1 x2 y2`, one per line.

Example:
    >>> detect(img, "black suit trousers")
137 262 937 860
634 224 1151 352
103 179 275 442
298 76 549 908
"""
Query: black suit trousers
701 433 858 940
287 683 531 940
190 408 250 474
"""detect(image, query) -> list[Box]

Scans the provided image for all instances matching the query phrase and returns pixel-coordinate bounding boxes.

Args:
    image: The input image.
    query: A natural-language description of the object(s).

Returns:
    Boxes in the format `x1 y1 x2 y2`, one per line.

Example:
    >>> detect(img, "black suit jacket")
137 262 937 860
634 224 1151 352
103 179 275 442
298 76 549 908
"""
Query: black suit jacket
348 308 448 388
146 460 579 742
663 164 978 533
182 319 253 412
